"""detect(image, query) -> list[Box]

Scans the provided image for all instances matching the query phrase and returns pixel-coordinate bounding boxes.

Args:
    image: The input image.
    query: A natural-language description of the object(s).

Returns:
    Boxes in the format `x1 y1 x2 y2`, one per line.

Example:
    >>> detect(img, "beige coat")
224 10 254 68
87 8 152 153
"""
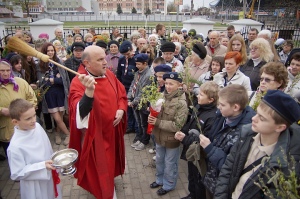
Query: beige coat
152 90 188 148
0 77 37 141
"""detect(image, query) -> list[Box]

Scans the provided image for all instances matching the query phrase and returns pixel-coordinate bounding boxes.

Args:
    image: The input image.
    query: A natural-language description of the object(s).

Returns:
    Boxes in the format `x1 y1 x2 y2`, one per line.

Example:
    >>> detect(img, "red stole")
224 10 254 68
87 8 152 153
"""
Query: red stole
68 65 127 199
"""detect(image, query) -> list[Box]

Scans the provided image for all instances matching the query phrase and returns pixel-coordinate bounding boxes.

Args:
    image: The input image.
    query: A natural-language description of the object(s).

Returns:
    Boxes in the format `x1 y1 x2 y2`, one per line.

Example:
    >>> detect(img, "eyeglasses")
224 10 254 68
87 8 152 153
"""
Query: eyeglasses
142 51 151 54
260 77 275 83
250 47 259 51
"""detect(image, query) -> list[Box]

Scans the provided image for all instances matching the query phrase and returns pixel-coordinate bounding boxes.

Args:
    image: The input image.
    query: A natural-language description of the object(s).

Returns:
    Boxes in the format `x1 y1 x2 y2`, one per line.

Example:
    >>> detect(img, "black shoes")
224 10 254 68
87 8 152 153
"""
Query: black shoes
157 188 170 196
126 128 134 134
150 182 161 188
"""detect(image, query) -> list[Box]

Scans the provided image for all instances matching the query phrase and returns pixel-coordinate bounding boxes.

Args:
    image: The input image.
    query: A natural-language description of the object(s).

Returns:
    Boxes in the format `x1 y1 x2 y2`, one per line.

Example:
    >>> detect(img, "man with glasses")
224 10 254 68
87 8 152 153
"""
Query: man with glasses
161 42 183 72
117 41 139 135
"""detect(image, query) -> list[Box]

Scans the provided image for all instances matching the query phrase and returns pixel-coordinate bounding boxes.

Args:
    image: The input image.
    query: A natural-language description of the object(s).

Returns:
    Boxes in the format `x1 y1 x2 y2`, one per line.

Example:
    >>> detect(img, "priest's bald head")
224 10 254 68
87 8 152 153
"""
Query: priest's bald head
82 45 108 77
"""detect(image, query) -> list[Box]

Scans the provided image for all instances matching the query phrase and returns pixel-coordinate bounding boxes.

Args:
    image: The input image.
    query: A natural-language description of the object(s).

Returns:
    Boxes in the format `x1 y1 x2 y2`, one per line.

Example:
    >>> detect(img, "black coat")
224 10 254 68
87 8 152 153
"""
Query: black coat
240 59 267 91
180 103 217 160
116 55 137 92
214 123 300 199
65 56 82 82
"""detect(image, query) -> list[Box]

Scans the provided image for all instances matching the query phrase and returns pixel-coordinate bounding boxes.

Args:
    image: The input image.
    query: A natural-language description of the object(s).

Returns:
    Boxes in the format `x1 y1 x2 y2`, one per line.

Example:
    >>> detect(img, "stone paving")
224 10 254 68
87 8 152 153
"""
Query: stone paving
0 132 189 199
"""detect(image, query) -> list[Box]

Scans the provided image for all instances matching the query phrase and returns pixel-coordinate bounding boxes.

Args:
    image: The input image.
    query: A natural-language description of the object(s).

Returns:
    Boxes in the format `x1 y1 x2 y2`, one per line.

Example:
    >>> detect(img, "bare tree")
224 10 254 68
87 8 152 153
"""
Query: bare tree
167 2 177 13
181 4 190 12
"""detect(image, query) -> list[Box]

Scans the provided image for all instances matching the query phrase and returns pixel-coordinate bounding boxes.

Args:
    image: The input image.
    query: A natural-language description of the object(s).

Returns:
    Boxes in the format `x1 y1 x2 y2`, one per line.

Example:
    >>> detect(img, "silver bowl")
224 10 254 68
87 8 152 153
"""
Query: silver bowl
51 148 78 176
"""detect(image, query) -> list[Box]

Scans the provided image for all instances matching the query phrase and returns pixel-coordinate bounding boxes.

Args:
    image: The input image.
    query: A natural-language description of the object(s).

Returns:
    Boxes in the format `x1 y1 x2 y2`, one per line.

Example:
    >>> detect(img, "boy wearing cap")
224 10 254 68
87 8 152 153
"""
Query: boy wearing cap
65 42 85 81
154 64 172 92
214 90 300 199
148 72 188 195
117 41 139 134
128 54 152 150
161 42 184 73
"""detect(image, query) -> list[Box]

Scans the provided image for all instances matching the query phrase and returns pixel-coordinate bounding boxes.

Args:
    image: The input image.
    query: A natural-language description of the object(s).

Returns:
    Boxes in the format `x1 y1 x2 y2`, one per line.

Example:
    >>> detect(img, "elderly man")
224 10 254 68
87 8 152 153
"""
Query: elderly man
68 45 127 199
161 41 183 72
111 27 122 41
73 26 82 36
50 27 67 47
136 38 147 54
205 31 227 57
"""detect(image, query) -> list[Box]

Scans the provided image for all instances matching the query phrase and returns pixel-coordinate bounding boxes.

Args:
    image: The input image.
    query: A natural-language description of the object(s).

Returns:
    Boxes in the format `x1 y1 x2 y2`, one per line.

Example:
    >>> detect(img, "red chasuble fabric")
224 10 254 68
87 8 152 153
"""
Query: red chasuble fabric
68 65 127 199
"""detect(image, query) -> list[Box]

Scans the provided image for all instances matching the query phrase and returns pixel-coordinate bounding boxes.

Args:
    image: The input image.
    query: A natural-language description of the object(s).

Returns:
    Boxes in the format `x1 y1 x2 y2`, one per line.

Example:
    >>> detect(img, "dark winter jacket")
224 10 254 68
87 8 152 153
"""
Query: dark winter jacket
214 123 300 199
64 56 82 81
180 103 217 160
117 55 137 92
240 59 267 91
202 106 255 193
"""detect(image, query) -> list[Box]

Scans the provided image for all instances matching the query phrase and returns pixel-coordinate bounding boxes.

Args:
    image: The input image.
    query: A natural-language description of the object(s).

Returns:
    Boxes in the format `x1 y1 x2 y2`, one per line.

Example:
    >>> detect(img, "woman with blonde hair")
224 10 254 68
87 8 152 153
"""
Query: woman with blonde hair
227 34 247 65
240 38 274 91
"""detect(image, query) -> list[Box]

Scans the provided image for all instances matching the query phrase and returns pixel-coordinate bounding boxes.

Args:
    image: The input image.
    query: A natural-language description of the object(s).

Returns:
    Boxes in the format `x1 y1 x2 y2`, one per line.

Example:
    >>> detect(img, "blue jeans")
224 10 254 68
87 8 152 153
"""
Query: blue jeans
155 144 180 191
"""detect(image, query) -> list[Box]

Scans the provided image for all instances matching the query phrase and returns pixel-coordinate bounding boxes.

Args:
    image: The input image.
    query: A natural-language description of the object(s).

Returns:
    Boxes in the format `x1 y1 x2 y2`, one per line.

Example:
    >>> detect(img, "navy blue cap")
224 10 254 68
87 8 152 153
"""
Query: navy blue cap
119 40 132 53
108 40 119 48
163 72 182 83
134 53 148 62
154 64 172 73
262 90 300 124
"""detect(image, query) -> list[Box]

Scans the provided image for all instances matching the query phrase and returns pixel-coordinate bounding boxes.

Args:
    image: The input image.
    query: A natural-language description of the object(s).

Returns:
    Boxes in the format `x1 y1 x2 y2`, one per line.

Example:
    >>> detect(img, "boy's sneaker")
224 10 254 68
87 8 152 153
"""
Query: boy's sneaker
153 156 156 161
134 143 145 151
148 148 156 154
131 140 141 148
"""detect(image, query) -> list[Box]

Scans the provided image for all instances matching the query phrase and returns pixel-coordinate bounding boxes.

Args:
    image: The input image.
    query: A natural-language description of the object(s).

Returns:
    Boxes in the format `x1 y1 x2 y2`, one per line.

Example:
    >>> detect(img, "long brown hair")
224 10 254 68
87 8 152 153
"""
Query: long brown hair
39 42 59 73
21 54 37 84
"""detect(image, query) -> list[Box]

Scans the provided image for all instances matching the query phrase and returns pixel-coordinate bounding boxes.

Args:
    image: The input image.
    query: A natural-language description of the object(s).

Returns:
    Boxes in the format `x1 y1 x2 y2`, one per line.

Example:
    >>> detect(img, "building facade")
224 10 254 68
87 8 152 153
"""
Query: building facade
45 0 91 13
96 0 167 14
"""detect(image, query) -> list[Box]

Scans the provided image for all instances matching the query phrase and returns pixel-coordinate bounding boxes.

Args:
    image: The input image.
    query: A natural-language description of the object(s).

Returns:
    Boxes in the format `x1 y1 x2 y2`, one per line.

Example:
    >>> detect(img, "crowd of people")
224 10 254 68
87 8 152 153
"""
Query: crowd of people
0 22 300 199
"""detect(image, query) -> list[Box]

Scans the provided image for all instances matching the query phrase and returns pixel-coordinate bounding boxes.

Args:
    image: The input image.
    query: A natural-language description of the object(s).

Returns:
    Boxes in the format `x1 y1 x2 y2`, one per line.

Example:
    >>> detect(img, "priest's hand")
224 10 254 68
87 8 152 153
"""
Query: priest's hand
0 108 10 116
113 109 124 127
199 134 211 149
45 160 56 170
78 74 95 98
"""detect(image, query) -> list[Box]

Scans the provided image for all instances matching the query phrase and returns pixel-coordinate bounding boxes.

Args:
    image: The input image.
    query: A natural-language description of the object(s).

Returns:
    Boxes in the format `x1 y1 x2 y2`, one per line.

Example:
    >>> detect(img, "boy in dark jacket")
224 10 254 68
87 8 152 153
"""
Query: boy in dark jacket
175 81 219 199
214 90 300 199
199 84 255 197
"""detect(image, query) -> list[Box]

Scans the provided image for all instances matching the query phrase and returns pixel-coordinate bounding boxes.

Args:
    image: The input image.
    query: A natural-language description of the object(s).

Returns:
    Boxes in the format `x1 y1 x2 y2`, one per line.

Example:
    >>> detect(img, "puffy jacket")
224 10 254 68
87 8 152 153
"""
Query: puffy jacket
152 90 188 148
180 103 217 160
240 59 267 91
202 106 255 193
214 123 300 199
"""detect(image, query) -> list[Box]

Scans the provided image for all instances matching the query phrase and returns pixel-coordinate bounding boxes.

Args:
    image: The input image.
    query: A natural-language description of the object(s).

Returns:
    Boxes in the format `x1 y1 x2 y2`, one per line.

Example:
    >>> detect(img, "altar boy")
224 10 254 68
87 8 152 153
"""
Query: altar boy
7 99 61 199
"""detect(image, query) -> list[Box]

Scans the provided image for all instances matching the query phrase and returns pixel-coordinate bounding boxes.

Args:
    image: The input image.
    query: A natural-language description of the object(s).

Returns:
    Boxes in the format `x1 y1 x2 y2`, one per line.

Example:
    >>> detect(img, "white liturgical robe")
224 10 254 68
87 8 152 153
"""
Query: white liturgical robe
7 123 61 199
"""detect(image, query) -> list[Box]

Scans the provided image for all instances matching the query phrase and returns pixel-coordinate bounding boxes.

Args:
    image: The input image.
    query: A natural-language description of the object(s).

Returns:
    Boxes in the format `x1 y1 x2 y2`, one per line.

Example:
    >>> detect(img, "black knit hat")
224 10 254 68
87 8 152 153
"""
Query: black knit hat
192 43 207 59
71 42 85 52
96 40 107 49
161 42 176 53
262 90 300 124
108 40 120 48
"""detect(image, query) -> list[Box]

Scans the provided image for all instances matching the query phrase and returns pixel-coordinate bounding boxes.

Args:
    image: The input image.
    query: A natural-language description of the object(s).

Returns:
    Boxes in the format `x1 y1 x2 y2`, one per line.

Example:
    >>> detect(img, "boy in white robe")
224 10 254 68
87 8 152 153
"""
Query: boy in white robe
7 99 61 199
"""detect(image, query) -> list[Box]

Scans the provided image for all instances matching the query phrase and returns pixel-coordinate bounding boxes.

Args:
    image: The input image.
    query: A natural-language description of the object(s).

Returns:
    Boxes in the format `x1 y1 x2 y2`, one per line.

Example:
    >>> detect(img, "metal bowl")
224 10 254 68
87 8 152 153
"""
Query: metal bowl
51 148 78 176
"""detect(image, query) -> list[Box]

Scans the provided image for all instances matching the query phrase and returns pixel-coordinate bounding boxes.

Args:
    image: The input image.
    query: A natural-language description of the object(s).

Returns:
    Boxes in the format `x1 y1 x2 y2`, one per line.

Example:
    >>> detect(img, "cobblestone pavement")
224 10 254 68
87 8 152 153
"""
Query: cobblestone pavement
0 131 189 199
